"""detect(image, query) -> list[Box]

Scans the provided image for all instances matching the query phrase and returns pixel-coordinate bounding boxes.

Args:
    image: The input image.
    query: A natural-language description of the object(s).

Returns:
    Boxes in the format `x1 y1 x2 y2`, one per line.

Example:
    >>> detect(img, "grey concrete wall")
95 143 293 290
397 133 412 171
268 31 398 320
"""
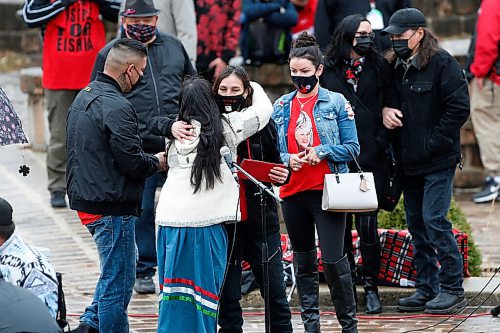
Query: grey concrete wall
413 0 480 36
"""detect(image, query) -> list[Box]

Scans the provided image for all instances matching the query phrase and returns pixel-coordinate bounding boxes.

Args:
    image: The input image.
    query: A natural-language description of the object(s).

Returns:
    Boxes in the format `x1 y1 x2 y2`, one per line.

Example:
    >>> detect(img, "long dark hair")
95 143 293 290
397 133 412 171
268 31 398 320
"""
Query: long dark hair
177 76 225 193
212 66 254 109
289 32 323 68
324 14 383 74
386 28 439 68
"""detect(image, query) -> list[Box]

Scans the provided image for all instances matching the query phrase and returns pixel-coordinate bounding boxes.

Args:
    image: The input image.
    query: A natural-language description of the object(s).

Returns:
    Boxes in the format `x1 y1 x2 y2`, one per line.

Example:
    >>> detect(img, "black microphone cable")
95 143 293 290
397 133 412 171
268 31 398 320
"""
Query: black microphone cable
402 196 499 333
447 267 500 332
401 266 500 333
228 196 240 274
214 195 240 332
219 194 241 292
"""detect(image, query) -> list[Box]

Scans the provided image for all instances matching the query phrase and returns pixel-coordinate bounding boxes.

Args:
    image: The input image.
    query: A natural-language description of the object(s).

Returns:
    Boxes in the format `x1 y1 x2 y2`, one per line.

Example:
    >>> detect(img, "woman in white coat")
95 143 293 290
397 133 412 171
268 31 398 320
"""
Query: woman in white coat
155 76 273 333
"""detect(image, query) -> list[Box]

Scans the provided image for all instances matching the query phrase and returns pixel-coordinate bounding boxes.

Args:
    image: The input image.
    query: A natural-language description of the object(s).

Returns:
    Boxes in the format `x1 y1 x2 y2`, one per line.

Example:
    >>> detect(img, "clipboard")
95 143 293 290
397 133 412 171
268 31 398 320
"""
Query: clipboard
238 159 282 183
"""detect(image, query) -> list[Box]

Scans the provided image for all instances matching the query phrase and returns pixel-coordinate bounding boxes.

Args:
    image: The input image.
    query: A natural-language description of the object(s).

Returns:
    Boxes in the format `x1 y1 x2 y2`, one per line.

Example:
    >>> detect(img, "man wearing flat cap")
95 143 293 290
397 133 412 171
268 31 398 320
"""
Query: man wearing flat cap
381 8 470 315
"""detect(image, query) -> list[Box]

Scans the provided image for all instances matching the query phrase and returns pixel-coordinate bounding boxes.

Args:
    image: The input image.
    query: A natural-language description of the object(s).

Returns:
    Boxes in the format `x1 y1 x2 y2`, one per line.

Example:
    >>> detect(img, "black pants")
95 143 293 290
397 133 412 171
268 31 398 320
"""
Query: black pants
218 207 292 333
344 212 380 283
281 191 346 263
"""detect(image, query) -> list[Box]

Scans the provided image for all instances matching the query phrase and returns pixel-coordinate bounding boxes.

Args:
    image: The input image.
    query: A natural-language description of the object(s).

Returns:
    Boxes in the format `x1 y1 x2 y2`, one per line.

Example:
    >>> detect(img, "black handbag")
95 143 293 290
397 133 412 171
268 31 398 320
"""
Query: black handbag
378 144 403 211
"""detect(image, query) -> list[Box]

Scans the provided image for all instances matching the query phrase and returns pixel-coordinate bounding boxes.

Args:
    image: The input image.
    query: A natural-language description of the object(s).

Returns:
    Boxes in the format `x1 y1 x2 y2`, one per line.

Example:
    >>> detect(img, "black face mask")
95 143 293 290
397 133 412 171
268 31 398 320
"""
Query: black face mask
126 66 143 93
291 74 318 94
392 39 413 60
216 94 244 113
352 36 373 56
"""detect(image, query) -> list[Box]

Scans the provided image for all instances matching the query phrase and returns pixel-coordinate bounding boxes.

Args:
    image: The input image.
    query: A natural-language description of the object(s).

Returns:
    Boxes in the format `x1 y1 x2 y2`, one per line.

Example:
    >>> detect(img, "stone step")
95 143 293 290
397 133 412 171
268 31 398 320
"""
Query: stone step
241 277 500 308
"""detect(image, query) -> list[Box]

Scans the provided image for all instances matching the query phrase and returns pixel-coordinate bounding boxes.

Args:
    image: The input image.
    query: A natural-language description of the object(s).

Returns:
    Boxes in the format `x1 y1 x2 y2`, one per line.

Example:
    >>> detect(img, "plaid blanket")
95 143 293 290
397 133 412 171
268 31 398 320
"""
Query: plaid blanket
244 229 469 288
352 228 470 287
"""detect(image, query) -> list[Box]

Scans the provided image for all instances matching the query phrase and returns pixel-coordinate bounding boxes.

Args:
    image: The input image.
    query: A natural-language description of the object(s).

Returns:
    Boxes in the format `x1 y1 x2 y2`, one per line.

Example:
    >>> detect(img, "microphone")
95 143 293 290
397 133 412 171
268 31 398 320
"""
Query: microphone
220 146 239 183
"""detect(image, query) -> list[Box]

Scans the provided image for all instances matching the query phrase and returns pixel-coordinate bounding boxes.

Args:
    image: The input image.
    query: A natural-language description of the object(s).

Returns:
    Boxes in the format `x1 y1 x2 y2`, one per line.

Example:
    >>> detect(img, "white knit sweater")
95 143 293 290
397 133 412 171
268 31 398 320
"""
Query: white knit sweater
155 82 273 227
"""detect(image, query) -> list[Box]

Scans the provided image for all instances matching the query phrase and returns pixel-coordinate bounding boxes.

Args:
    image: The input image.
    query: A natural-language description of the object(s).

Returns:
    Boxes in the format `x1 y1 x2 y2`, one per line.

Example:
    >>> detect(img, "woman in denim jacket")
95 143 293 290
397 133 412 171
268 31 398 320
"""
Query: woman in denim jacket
272 32 359 333
321 14 398 315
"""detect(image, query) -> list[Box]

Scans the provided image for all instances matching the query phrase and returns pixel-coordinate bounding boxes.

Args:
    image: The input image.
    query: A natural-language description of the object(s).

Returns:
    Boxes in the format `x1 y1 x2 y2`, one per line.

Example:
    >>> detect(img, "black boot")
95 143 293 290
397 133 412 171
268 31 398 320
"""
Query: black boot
69 323 98 333
323 255 358 333
359 242 382 314
294 249 320 333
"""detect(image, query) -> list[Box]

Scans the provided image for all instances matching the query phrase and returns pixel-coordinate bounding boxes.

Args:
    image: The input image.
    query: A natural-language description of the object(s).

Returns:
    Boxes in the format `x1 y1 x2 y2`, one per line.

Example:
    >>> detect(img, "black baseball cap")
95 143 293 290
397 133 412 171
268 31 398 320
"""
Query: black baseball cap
381 8 427 36
0 198 13 226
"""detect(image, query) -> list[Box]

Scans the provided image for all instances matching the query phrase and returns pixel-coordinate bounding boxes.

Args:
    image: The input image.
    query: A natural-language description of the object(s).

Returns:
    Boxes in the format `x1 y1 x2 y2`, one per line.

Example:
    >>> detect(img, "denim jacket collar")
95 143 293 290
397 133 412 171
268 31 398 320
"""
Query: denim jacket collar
273 85 359 174
280 85 330 105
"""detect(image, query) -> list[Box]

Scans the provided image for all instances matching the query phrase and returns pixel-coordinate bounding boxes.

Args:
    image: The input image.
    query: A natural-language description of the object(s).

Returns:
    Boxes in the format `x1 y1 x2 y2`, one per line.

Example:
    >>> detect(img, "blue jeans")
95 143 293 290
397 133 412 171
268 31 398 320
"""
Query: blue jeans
80 215 137 333
136 172 165 277
403 167 464 297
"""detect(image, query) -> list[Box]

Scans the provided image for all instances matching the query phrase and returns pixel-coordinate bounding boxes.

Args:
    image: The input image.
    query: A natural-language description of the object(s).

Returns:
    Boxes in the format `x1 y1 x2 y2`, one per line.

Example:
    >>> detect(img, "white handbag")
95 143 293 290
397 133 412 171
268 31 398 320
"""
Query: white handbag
321 154 378 213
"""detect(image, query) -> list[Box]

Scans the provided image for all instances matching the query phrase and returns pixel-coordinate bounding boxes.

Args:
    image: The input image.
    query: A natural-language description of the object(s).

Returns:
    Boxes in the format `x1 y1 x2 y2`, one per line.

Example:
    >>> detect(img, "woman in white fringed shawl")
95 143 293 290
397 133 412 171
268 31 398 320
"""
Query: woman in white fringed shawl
155 76 273 333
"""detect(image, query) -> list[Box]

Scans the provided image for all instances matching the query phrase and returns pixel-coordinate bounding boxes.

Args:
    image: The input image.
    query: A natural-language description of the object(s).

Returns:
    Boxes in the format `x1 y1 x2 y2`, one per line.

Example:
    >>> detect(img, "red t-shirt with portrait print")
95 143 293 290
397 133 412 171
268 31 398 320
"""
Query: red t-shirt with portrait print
279 95 331 199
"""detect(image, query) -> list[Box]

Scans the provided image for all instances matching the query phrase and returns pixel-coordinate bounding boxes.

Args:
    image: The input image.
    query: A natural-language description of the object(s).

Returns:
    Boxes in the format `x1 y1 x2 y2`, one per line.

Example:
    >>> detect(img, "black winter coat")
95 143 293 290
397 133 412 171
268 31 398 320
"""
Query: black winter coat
321 56 396 171
321 56 397 201
315 0 410 51
389 49 470 176
91 33 196 153
237 121 286 234
66 73 159 216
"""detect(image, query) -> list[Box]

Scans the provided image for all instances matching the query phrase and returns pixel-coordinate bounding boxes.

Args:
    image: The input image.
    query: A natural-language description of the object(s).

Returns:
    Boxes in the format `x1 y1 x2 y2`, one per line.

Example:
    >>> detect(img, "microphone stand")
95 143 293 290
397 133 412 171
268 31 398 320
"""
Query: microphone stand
232 162 282 333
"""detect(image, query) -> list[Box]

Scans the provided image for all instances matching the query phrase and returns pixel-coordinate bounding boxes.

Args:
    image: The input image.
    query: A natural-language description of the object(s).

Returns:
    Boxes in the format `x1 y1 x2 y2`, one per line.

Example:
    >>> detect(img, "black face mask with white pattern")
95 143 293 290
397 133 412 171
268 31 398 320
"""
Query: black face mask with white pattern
216 94 244 113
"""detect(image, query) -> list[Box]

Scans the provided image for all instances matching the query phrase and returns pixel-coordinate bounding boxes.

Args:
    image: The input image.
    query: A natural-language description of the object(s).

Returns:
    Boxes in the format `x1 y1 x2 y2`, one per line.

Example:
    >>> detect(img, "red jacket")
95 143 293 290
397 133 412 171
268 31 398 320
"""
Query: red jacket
470 0 500 85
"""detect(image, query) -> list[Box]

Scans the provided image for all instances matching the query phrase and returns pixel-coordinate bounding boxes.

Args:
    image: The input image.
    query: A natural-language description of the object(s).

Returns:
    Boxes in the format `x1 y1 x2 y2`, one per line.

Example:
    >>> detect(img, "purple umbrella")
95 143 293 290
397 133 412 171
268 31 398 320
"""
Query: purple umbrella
0 85 28 146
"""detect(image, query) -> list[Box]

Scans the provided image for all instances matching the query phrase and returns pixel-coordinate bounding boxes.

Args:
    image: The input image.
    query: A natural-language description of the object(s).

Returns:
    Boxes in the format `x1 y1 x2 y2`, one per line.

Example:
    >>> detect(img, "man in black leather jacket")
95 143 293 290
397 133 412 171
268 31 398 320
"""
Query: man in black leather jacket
91 0 196 295
67 38 166 333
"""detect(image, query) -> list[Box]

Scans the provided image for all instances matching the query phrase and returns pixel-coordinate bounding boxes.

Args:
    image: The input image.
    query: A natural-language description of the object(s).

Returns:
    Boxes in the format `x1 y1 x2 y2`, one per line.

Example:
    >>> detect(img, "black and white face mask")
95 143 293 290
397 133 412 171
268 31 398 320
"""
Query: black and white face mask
216 94 244 113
